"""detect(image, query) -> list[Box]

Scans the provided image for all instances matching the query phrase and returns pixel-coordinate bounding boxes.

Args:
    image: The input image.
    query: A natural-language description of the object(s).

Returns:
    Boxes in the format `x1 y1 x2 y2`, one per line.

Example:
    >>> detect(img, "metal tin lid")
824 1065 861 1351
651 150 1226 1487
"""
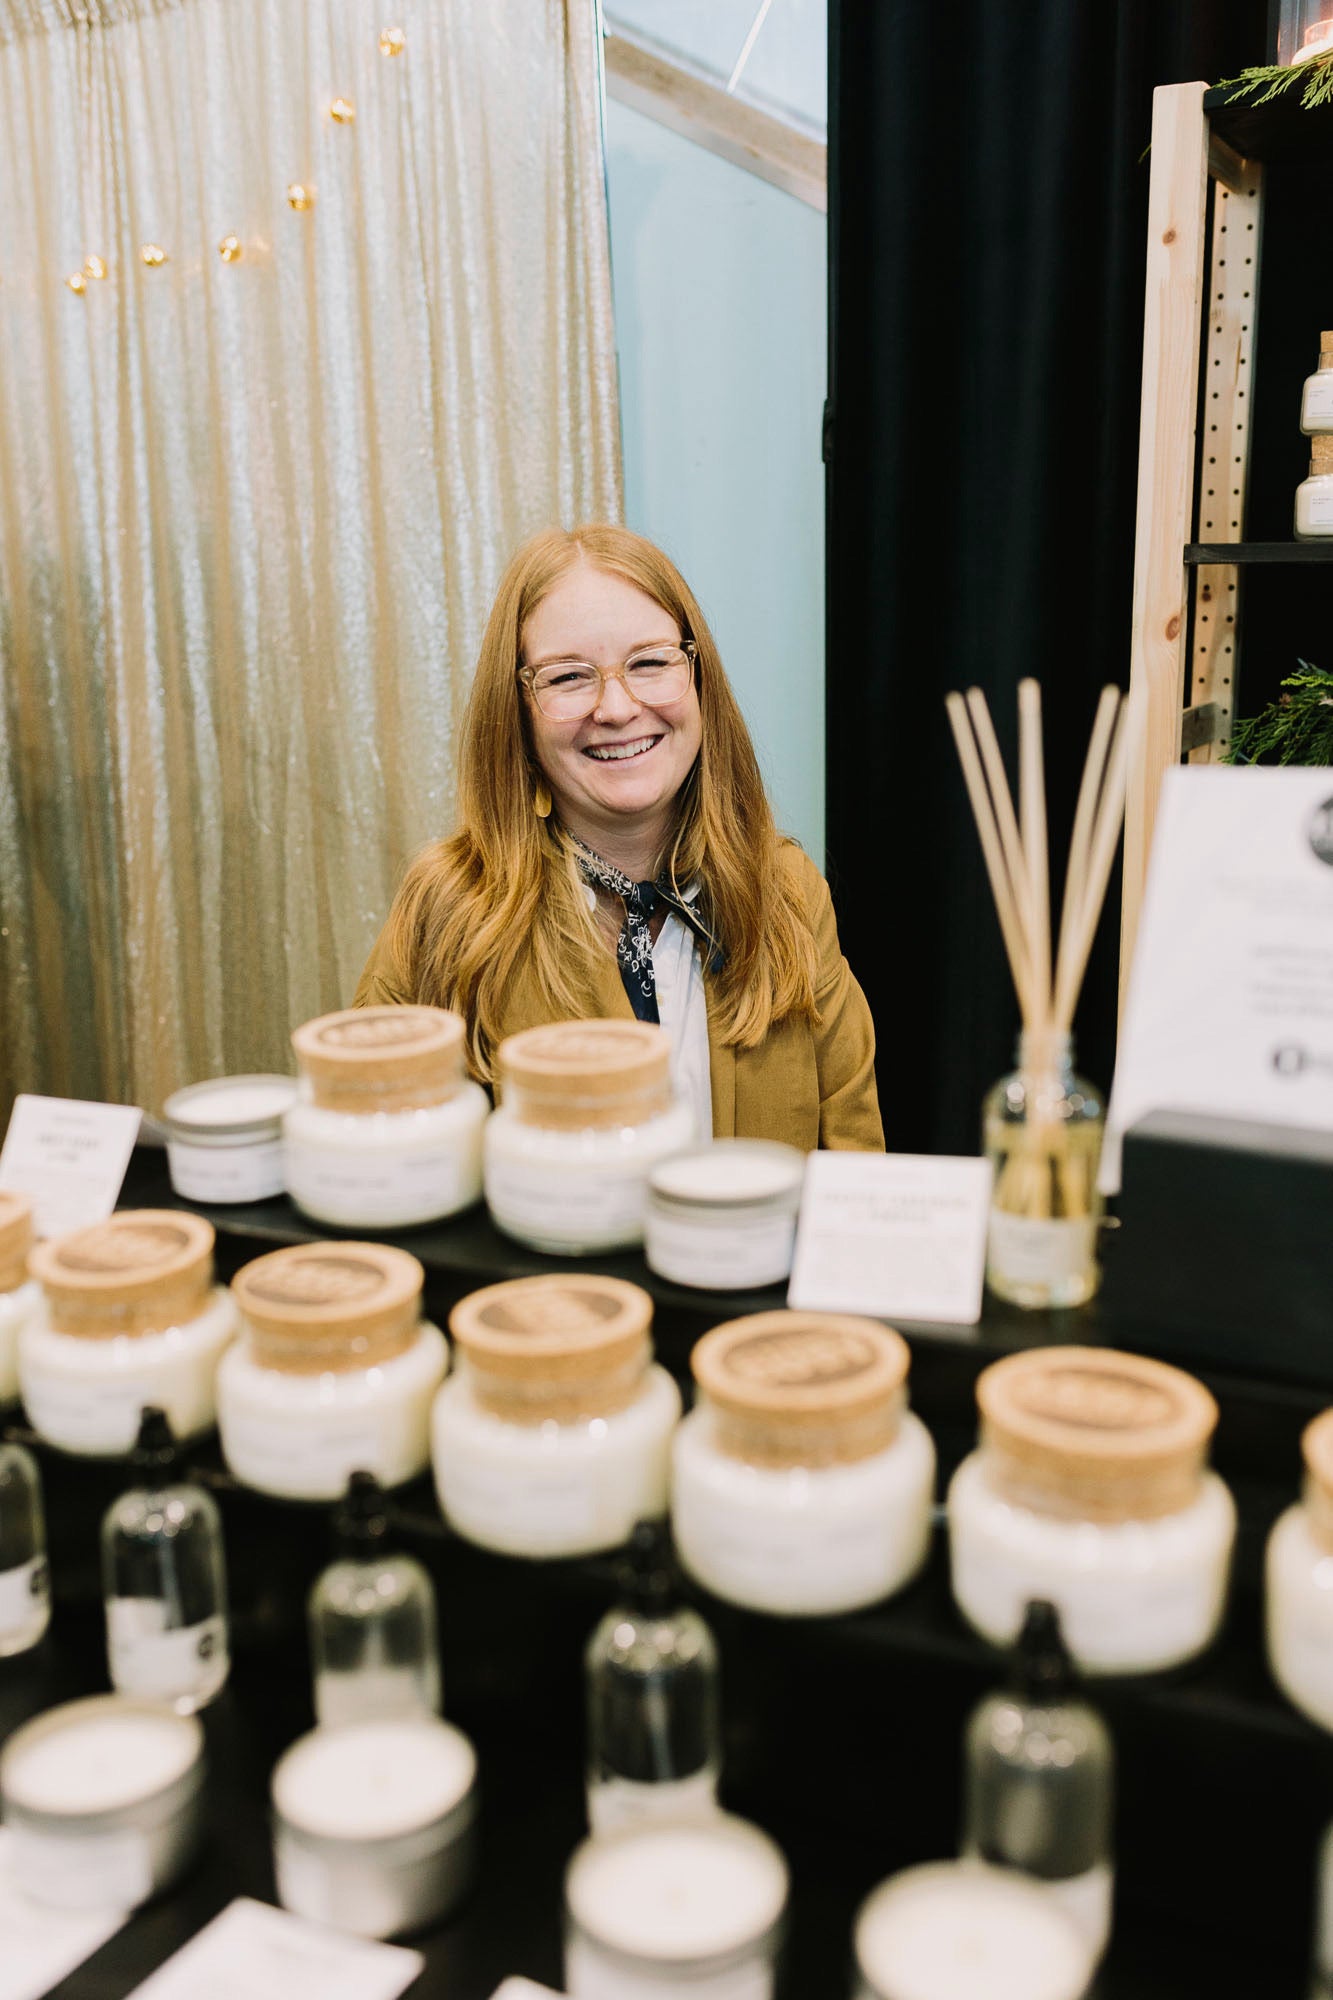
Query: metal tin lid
272 1717 477 1843
691 1311 909 1468
450 1273 651 1392
854 1861 1094 2000
163 1073 298 1139
0 1695 204 1824
29 1211 216 1338
0 1190 33 1292
496 1020 672 1129
649 1141 805 1209
292 1006 467 1112
977 1345 1217 1522
565 1814 788 1966
232 1241 425 1373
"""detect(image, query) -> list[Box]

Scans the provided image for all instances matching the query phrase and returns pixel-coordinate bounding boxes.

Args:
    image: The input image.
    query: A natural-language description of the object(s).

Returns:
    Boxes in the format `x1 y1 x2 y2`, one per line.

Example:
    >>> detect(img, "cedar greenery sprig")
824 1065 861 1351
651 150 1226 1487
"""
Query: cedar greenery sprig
1215 52 1333 110
1227 660 1333 765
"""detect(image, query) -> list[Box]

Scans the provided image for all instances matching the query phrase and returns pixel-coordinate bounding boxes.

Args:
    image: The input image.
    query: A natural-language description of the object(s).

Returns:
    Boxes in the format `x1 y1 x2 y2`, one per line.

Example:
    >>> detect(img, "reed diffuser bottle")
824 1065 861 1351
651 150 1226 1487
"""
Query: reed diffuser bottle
585 1518 721 1835
962 1599 1115 1958
0 1443 50 1657
308 1470 442 1728
101 1406 229 1711
948 681 1127 1309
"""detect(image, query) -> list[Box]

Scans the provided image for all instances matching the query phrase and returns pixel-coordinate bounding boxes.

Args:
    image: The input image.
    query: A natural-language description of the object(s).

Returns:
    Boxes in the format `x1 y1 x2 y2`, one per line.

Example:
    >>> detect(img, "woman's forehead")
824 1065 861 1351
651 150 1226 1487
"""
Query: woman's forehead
523 561 678 661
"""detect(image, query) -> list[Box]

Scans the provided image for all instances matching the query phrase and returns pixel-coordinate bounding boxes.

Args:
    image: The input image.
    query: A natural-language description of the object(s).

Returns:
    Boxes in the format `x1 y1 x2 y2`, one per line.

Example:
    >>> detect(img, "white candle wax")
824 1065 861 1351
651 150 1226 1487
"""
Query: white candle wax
651 1146 803 1203
273 1718 475 1841
169 1078 298 1125
855 1863 1094 2000
566 1818 787 1963
4 1707 199 1816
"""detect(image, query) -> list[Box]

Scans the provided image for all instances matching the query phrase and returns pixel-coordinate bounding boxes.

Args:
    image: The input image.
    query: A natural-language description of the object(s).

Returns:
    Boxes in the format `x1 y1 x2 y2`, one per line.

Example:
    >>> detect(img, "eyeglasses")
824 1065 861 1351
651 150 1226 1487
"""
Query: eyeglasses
518 641 696 721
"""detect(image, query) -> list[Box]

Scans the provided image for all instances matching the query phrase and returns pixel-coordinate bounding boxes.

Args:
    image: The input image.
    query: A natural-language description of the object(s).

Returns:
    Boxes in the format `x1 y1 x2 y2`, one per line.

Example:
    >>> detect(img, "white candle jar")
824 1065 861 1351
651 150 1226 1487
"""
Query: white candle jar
434 1275 680 1557
162 1074 298 1204
484 1020 695 1253
645 1141 805 1291
672 1311 936 1616
219 1242 447 1500
0 1695 205 1911
21 1213 236 1455
948 1346 1235 1675
284 1005 489 1228
854 1861 1095 2000
1266 1408 1333 1731
564 1814 788 2000
272 1716 477 1938
0 1190 39 1405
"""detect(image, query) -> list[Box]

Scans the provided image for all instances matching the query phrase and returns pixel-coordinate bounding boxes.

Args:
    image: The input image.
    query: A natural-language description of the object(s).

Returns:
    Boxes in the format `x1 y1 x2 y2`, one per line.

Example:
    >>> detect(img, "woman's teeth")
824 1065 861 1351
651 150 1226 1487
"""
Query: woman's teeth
585 737 660 761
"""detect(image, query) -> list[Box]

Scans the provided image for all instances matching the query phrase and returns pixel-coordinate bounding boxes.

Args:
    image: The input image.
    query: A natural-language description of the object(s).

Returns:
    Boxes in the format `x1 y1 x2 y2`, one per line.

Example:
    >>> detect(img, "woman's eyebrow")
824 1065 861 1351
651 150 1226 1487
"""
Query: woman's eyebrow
527 635 679 668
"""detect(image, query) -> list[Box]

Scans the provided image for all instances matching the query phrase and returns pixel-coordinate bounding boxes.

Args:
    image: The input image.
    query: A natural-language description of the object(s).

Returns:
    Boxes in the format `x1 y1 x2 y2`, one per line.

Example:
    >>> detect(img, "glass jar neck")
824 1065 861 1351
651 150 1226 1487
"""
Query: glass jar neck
1015 1028 1074 1078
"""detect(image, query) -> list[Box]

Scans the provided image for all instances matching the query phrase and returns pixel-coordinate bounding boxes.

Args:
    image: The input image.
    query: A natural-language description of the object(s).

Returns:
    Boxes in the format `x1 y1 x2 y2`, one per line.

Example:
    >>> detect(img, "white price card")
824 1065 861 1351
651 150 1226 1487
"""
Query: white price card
1105 767 1333 1192
788 1152 993 1324
0 1830 128 2000
124 1898 424 2000
0 1093 142 1238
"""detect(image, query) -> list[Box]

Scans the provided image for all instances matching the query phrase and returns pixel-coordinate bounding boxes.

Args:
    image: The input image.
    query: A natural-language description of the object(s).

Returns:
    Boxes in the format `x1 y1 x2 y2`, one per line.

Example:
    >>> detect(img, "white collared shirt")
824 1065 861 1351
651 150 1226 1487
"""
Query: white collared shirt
584 882 714 1143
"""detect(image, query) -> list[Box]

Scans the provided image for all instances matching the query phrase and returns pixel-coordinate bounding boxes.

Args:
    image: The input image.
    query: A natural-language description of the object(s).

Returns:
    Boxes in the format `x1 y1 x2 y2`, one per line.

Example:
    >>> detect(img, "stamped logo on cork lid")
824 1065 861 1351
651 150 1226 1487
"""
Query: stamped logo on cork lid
243 1251 391 1309
232 1242 425 1373
291 1007 467 1110
693 1311 910 1419
310 1010 450 1053
477 1285 626 1339
449 1275 653 1391
1010 1365 1180 1436
28 1209 216 1335
55 1220 195 1275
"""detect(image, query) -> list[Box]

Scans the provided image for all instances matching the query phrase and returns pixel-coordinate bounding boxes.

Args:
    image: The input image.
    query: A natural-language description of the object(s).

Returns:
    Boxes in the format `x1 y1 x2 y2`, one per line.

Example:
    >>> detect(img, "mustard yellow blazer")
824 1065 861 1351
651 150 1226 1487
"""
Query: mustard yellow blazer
353 845 884 1152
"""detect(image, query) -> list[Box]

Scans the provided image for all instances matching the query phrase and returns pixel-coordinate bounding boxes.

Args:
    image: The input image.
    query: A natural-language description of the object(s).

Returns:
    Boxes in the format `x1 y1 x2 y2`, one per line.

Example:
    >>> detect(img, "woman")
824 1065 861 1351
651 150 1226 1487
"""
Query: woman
355 524 883 1150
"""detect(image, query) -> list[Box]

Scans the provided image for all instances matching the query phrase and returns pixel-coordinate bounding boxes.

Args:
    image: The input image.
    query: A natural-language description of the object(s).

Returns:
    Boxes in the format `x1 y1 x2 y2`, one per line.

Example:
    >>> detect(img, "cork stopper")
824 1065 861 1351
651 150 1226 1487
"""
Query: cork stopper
1301 1409 1333 1550
0 1191 33 1294
233 1242 425 1373
292 1006 467 1114
449 1274 653 1421
496 1020 673 1130
29 1212 216 1339
976 1345 1217 1522
1320 330 1333 358
1312 434 1333 471
692 1311 910 1469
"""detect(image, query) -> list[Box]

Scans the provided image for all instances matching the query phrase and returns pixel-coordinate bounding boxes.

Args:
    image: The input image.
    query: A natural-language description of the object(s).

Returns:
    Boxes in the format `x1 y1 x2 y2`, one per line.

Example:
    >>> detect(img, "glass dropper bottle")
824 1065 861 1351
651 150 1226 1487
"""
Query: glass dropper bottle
961 1598 1115 1959
584 1518 721 1835
307 1469 442 1728
0 1443 50 1657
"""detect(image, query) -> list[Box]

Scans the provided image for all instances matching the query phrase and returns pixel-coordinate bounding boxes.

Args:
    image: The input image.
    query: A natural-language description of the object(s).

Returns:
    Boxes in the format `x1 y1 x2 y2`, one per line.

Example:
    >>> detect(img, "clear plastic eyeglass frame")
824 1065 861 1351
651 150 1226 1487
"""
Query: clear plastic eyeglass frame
518 640 697 720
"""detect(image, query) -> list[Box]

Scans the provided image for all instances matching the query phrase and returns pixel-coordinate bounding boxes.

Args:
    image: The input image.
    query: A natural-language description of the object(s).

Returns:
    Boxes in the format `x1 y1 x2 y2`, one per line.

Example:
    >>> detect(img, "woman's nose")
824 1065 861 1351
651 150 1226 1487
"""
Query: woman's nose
592 670 641 724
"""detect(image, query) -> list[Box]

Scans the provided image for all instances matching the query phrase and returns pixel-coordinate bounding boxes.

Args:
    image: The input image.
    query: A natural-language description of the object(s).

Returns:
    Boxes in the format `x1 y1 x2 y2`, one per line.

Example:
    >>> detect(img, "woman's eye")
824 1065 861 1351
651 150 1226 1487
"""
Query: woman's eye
544 666 594 688
628 655 670 673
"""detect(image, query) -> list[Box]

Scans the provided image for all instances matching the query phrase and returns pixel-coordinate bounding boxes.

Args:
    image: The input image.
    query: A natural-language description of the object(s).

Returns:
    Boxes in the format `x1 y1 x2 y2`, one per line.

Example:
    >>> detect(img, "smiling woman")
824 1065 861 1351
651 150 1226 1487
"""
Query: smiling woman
354 525 882 1150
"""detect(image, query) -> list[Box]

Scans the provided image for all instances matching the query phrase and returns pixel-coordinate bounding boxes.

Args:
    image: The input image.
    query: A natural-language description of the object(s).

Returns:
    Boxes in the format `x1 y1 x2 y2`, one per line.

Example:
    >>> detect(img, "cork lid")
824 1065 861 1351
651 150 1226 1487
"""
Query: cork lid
292 1006 466 1112
1321 330 1333 354
29 1211 215 1338
0 1191 33 1293
977 1345 1217 1521
232 1242 425 1373
496 1020 672 1129
692 1311 910 1467
449 1275 653 1419
1313 434 1333 466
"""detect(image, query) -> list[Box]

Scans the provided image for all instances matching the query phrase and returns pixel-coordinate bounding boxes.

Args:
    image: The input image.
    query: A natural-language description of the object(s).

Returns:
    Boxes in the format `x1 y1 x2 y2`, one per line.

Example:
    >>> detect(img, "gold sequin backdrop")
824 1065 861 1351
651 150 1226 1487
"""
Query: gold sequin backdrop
0 0 622 1116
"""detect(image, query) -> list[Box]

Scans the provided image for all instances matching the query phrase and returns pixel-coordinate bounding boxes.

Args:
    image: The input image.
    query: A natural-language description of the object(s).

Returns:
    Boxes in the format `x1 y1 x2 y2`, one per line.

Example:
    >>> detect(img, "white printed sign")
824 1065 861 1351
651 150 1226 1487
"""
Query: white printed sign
124 1897 424 2000
788 1152 993 1324
0 1094 142 1237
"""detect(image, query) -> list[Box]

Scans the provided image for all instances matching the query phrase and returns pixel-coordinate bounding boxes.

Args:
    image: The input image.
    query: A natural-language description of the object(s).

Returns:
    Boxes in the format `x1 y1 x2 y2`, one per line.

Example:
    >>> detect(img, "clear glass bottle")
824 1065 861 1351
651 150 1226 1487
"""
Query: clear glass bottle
962 1600 1115 1960
0 1443 51 1657
1297 435 1333 538
308 1470 442 1728
101 1406 229 1712
585 1518 721 1835
983 1030 1105 1309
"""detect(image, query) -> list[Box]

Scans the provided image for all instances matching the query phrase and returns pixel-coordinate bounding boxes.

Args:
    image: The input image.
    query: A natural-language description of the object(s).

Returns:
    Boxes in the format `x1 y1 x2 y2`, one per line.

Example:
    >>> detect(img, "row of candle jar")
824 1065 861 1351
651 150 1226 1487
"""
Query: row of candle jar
161 1005 805 1280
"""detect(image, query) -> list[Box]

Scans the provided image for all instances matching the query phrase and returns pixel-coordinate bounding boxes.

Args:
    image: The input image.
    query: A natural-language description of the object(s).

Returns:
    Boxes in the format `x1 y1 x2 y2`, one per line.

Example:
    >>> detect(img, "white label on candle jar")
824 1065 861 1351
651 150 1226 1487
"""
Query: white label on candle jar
1306 377 1333 428
564 1936 770 2000
288 1147 472 1215
1309 487 1333 529
0 1556 49 1637
588 1770 720 1838
442 1456 599 1544
645 1213 795 1290
13 1826 153 1910
986 1212 1096 1288
701 1510 893 1598
167 1138 285 1203
486 1158 647 1237
107 1602 227 1703
21 1375 141 1451
225 1410 382 1491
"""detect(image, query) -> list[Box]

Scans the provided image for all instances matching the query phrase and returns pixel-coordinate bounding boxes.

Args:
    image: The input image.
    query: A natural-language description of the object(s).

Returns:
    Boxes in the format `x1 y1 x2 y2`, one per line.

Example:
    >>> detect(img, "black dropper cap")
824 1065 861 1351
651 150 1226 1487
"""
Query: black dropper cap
615 1518 681 1615
1011 1599 1076 1702
131 1406 179 1476
332 1470 392 1559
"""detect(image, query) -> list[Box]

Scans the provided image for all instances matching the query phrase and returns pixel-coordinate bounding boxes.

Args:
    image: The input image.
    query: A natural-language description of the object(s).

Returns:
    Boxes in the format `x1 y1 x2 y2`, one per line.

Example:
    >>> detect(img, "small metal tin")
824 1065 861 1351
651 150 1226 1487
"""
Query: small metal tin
162 1075 298 1203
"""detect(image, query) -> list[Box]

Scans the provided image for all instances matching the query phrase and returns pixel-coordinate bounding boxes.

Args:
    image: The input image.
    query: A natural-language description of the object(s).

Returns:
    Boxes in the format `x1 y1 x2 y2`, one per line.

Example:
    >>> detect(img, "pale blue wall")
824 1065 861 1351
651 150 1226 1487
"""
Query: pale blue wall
604 97 826 862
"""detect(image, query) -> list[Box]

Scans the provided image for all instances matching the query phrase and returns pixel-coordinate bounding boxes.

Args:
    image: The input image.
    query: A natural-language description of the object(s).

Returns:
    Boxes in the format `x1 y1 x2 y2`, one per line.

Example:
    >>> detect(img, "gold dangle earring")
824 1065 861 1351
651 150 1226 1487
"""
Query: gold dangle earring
533 777 552 820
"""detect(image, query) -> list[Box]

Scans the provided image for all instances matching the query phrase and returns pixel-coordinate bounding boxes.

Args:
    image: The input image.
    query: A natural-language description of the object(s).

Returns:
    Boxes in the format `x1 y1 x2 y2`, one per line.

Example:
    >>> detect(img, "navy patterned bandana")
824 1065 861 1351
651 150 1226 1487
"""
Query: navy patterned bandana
573 838 723 1023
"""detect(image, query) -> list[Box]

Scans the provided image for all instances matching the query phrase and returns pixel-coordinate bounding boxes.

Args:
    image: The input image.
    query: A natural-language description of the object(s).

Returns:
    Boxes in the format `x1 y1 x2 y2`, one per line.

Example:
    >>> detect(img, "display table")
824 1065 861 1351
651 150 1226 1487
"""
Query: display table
1 1148 1328 1999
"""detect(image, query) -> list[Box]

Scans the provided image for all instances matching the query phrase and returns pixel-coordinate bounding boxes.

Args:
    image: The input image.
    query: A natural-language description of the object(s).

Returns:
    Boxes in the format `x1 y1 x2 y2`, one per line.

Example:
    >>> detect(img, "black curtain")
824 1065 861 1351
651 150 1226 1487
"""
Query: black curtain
827 0 1268 1155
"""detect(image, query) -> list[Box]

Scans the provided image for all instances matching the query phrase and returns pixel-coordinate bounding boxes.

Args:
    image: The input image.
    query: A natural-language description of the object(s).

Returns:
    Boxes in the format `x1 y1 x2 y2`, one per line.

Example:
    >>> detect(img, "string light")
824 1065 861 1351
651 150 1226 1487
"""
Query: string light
286 184 315 211
379 26 405 55
330 97 356 123
218 234 243 262
65 270 87 295
83 255 107 281
140 243 168 267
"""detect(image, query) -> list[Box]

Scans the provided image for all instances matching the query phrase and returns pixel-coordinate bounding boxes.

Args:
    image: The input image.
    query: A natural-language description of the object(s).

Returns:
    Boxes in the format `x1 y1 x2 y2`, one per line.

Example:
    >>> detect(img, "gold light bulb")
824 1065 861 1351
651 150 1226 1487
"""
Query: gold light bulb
83 255 107 281
379 25 405 55
66 270 87 295
140 243 168 267
218 234 243 262
286 184 314 212
330 97 356 123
